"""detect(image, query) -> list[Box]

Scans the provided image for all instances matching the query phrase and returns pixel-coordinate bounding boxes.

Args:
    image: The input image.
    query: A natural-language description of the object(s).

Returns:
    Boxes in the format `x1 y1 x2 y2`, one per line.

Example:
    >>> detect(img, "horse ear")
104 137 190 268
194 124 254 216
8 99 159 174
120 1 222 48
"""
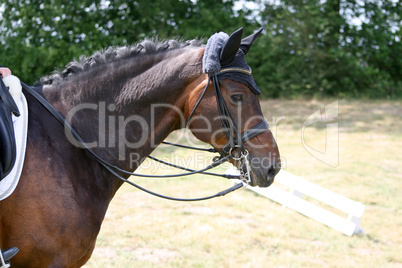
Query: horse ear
240 28 263 55
220 28 244 66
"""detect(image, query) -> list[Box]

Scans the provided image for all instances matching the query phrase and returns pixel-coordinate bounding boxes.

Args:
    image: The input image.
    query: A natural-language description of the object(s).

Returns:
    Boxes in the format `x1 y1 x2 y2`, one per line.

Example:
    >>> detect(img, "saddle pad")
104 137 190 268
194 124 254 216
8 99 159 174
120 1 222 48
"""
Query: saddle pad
0 92 28 201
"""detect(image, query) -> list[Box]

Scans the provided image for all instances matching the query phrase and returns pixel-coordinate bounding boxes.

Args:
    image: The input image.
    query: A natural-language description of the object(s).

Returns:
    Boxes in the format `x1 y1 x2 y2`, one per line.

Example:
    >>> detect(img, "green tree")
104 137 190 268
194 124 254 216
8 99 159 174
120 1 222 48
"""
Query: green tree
342 0 402 97
1 0 400 98
255 0 401 98
0 0 255 84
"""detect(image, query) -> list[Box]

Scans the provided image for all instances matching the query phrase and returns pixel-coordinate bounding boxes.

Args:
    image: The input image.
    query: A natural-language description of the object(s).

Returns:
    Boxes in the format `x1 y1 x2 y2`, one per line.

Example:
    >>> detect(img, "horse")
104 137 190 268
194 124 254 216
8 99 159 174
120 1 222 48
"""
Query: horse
0 28 280 267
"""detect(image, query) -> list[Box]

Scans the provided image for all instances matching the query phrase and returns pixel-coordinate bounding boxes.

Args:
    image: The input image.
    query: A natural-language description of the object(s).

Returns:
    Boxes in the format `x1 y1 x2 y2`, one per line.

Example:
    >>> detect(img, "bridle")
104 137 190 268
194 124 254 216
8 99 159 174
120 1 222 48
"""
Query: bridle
185 69 270 184
21 68 269 201
22 68 270 200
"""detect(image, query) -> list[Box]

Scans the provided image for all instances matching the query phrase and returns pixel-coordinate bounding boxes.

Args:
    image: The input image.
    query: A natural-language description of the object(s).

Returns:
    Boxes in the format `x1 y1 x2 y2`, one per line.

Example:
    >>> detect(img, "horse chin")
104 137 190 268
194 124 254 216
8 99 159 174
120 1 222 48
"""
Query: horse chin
247 156 281 188
249 168 274 187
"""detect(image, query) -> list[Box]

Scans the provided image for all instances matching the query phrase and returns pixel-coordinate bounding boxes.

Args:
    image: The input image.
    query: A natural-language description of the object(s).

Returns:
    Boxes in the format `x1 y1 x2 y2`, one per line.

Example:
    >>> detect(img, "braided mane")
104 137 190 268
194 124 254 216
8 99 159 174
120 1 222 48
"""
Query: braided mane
41 38 203 86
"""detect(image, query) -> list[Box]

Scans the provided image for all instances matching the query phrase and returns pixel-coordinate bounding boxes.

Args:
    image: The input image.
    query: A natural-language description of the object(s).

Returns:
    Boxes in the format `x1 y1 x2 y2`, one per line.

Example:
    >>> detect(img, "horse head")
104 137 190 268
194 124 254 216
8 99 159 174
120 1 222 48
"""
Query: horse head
186 28 281 187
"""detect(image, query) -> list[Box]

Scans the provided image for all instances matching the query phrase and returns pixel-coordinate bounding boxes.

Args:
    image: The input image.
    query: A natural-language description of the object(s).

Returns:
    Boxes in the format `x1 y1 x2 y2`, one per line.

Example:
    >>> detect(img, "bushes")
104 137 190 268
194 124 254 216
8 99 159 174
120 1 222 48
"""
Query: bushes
0 0 400 99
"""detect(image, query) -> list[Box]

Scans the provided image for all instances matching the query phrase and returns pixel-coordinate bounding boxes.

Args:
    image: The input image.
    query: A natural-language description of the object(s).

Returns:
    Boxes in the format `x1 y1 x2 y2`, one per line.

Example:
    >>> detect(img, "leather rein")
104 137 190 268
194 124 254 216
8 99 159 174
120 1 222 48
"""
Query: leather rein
21 70 269 201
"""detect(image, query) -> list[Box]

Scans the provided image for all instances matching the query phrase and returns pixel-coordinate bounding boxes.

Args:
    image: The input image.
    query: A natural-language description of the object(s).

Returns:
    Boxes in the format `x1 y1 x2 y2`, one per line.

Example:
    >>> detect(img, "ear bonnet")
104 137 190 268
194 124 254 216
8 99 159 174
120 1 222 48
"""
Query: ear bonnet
202 28 262 95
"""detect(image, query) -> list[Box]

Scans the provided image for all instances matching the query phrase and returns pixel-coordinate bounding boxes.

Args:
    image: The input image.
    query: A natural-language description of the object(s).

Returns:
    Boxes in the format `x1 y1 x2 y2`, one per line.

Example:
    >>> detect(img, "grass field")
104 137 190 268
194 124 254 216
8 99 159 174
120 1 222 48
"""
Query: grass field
84 99 402 267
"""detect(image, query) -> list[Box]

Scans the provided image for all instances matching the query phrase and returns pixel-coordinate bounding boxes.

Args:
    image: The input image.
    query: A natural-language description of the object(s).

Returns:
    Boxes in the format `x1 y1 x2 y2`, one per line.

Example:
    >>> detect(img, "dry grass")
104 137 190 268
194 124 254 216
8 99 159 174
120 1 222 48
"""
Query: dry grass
84 99 402 268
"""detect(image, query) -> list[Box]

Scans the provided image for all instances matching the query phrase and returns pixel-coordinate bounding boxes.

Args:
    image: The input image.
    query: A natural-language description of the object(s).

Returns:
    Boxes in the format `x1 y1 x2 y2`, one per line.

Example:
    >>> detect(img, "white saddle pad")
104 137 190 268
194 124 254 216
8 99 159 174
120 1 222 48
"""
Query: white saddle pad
0 92 28 201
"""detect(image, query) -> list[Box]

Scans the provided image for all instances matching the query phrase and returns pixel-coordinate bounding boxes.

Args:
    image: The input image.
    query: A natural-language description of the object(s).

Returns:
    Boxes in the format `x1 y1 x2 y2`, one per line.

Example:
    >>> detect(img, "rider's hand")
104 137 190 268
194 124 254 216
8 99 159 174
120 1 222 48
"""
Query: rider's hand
0 67 12 78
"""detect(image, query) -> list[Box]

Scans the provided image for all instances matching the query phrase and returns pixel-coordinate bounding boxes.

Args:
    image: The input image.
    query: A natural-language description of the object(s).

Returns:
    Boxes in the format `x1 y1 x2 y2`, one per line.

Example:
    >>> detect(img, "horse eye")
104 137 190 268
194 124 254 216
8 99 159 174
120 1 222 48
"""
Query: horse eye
230 94 245 103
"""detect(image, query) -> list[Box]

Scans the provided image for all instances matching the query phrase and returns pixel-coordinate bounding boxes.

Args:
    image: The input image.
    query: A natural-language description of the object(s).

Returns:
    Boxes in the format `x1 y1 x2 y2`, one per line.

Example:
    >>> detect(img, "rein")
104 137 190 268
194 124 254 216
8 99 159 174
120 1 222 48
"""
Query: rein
20 83 243 201
20 68 269 201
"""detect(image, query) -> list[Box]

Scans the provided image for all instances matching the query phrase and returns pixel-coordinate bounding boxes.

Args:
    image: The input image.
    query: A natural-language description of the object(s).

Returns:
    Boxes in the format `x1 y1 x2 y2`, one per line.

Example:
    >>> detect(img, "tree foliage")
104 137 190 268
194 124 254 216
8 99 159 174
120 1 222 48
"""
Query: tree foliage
0 0 254 83
0 0 400 98
254 0 402 98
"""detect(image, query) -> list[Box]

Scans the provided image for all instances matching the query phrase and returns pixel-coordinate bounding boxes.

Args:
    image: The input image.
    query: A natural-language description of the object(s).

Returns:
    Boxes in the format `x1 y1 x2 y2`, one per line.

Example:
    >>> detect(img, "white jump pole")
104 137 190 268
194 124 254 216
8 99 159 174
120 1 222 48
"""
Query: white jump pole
229 168 365 236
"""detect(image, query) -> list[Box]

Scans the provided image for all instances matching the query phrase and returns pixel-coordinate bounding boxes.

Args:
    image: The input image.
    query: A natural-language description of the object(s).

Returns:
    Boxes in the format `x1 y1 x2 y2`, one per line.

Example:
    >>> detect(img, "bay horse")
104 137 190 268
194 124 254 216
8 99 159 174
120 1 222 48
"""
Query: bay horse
0 28 280 267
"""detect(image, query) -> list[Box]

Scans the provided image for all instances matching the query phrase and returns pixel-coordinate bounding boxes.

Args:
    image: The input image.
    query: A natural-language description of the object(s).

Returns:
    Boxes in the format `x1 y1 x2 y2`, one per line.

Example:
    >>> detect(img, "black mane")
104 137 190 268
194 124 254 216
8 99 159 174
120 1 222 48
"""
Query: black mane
41 38 203 86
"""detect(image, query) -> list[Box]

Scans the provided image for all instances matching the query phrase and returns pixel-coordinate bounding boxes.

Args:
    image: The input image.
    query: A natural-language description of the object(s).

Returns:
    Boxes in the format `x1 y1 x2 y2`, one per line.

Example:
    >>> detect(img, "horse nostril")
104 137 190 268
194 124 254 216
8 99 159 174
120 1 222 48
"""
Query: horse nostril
268 163 280 179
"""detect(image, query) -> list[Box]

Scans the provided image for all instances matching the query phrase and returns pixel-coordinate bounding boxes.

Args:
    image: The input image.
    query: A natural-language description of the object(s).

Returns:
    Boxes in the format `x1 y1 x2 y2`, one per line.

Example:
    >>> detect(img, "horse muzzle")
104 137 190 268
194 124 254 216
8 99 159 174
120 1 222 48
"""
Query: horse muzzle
247 153 281 187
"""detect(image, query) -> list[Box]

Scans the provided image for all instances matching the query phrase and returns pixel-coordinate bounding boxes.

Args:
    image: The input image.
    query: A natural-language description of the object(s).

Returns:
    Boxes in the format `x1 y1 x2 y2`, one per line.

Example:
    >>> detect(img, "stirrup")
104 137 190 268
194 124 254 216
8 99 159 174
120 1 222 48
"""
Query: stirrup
0 247 19 268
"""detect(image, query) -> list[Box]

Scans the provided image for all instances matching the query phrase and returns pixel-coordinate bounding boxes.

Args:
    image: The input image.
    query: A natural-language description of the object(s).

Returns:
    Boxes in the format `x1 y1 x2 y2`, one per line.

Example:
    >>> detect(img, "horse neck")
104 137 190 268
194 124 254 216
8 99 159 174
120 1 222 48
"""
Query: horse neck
42 47 204 174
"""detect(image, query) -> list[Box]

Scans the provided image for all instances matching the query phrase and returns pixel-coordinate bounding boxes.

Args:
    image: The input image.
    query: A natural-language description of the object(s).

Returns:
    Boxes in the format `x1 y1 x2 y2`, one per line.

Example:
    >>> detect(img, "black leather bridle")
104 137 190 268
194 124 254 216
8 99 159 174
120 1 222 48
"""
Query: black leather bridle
188 69 270 157
21 70 269 201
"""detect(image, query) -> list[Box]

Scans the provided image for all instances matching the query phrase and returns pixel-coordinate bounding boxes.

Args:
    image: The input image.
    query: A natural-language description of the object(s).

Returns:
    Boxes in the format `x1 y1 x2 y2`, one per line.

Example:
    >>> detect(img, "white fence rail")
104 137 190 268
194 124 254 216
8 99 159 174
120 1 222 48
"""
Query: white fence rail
230 169 365 236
